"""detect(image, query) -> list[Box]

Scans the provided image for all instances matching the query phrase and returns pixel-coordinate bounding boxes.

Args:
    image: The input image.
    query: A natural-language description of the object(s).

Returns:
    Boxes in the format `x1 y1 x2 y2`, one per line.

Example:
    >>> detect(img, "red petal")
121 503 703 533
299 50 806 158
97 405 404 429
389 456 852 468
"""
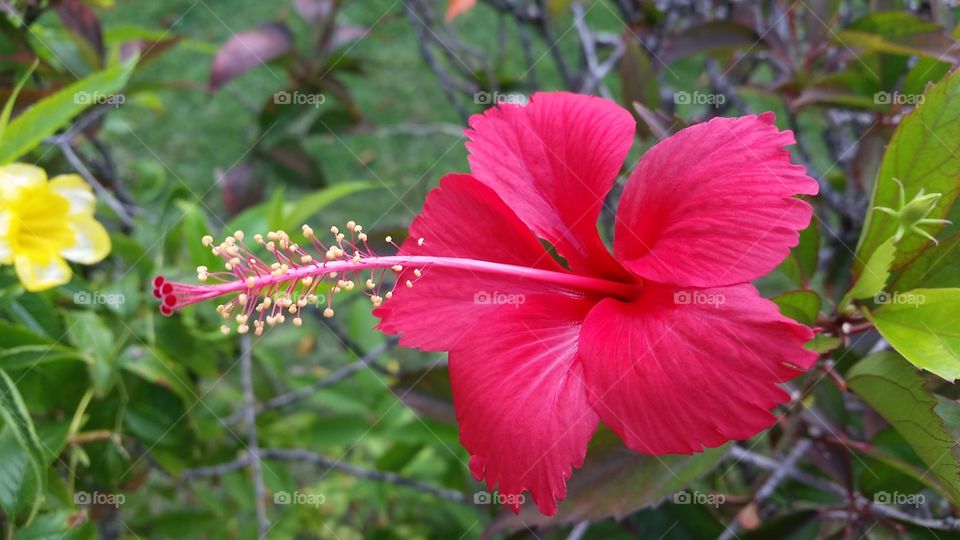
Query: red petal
579 283 816 455
614 113 818 288
376 174 600 514
397 173 564 271
467 92 635 278
450 300 598 516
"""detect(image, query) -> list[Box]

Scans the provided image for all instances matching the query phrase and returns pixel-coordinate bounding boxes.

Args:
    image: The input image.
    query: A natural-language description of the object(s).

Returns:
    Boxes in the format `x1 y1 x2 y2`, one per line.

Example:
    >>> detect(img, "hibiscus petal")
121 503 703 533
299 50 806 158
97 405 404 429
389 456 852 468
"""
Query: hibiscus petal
14 253 72 292
450 306 598 516
397 173 565 271
49 174 95 216
614 113 818 288
579 283 816 455
375 174 600 514
60 216 111 264
379 269 598 515
466 92 635 277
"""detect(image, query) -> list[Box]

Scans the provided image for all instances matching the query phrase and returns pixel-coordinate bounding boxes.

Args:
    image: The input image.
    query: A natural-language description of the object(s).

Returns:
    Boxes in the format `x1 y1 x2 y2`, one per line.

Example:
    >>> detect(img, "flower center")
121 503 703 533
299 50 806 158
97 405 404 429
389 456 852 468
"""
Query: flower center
5 185 73 261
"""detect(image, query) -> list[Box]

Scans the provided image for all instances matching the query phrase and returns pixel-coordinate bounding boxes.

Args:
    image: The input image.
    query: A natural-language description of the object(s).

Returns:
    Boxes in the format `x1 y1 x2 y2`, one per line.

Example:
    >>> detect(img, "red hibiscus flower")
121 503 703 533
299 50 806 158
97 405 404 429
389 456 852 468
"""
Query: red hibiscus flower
374 92 818 515
155 91 818 516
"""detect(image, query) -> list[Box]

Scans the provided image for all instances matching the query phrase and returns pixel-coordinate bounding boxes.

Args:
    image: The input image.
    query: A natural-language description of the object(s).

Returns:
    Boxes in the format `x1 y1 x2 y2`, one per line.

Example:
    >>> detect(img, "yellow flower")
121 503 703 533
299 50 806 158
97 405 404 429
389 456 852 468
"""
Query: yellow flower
0 163 111 291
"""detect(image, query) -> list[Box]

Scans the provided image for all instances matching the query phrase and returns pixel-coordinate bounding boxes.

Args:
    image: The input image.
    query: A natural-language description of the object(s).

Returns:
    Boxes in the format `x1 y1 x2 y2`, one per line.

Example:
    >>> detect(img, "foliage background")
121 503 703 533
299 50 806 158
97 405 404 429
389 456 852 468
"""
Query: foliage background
1 0 960 538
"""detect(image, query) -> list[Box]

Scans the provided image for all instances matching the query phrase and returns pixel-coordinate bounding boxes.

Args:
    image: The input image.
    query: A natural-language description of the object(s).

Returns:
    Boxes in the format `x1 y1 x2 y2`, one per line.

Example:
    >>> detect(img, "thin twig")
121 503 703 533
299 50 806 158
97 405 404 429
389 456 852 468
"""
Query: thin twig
182 447 468 504
222 337 398 424
262 448 468 503
57 140 135 228
240 335 269 538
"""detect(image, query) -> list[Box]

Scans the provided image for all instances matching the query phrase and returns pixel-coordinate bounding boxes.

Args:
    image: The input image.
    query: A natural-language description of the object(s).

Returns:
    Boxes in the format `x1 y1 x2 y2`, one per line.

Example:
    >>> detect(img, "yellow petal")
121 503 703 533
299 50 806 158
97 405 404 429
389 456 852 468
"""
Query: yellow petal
60 216 111 264
0 211 12 264
0 163 47 201
15 253 71 292
49 174 95 216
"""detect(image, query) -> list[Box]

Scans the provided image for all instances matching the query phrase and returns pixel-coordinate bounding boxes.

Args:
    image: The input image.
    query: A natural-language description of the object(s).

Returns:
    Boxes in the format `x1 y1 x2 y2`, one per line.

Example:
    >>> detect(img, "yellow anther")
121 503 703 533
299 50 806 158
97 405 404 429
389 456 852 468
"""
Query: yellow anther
254 233 264 243
346 220 357 231
365 279 375 289
405 280 413 288
385 291 393 300
202 235 214 247
358 233 368 242
414 269 422 277
220 325 231 335
323 307 335 318
234 230 245 241
385 235 393 243
330 226 340 235
238 324 249 334
417 237 425 246
246 277 257 288
238 293 248 306
392 265 403 272
302 225 314 237
293 317 303 327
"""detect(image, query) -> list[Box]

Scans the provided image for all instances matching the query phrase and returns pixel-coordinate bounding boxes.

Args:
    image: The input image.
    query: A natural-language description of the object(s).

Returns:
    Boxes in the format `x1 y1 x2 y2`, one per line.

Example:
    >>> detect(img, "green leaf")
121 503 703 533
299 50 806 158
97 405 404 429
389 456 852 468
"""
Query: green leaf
118 345 195 406
0 60 38 140
892 233 960 290
847 351 960 504
834 12 959 62
867 288 960 381
281 182 379 233
0 55 138 164
778 220 820 286
12 509 94 540
64 312 118 397
854 69 960 277
0 369 47 524
487 429 727 533
772 290 821 326
842 236 896 308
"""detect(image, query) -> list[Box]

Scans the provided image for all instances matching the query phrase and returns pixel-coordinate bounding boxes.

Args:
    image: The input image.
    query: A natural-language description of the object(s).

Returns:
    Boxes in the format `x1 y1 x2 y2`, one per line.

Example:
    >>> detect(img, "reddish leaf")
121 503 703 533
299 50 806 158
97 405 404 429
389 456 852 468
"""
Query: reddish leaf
218 161 262 216
53 0 104 66
209 23 294 90
293 0 334 24
660 21 763 64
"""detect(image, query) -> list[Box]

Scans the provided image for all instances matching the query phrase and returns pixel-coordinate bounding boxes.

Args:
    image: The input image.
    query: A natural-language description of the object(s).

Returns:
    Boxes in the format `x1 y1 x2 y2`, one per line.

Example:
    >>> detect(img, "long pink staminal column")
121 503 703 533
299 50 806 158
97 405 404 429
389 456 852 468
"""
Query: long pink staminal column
153 223 640 335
